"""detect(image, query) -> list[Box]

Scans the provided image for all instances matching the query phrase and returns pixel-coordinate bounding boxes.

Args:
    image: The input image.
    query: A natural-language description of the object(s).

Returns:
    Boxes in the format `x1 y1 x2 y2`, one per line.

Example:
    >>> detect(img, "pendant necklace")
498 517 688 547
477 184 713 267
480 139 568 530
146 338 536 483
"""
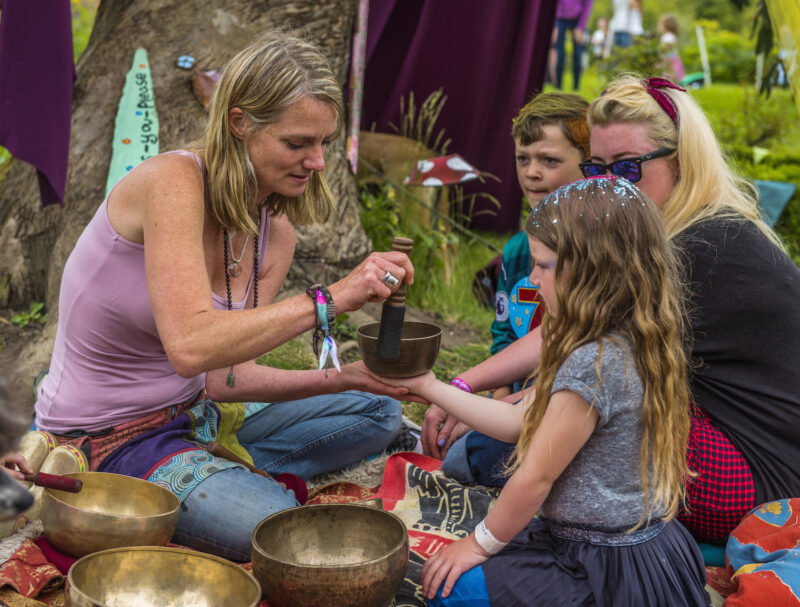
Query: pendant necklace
225 231 250 278
223 219 260 387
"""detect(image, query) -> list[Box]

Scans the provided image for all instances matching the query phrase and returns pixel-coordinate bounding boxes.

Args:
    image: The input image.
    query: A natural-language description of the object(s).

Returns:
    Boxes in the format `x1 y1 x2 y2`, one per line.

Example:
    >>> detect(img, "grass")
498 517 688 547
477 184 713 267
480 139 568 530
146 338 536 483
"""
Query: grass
407 230 506 330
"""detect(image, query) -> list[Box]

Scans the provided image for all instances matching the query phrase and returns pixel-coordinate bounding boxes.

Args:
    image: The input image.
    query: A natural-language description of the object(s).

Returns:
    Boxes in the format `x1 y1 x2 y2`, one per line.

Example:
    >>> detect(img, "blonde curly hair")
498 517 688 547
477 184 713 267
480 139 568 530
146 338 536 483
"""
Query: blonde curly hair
514 177 692 527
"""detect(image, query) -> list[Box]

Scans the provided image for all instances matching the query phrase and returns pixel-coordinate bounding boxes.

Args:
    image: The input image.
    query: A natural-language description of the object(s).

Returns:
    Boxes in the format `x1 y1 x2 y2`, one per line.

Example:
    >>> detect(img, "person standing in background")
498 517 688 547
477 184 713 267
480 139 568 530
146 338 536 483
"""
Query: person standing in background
629 0 644 39
606 0 635 52
553 0 594 91
658 13 685 82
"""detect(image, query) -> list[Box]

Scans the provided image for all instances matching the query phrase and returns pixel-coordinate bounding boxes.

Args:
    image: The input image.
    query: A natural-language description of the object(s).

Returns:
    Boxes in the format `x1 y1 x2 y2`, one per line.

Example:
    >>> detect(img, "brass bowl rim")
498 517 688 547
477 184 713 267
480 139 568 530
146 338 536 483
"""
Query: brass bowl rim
251 503 409 570
43 471 180 520
67 545 262 606
356 321 443 342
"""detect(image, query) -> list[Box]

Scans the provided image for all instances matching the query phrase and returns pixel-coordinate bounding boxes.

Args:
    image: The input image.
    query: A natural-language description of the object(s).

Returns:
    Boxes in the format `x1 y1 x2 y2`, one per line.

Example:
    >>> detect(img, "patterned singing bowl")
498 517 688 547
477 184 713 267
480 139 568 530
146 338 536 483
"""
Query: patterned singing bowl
251 504 409 607
66 546 261 607
41 472 180 558
357 321 442 378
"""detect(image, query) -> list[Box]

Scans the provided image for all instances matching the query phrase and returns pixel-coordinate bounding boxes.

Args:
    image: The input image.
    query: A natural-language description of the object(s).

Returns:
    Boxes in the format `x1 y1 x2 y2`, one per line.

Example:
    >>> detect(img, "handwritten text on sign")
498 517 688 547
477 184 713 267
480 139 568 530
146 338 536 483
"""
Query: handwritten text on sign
105 48 160 196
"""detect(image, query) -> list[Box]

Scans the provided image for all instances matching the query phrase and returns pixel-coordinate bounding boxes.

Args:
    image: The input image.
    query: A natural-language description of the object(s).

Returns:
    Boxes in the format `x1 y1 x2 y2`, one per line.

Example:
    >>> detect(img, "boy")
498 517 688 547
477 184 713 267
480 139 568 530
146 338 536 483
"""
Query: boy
422 92 589 486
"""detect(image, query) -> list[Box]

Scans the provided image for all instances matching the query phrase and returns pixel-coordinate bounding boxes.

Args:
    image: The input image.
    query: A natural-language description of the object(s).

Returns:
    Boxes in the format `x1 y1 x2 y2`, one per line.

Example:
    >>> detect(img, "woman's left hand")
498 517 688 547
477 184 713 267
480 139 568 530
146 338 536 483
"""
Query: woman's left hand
421 535 491 599
367 369 435 392
338 361 411 399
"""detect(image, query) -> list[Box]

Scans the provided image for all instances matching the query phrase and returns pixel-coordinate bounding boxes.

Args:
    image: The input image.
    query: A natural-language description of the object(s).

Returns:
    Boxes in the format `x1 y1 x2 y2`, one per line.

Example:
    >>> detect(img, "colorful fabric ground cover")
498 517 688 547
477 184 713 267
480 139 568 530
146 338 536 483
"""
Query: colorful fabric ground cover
0 453 738 606
724 498 800 605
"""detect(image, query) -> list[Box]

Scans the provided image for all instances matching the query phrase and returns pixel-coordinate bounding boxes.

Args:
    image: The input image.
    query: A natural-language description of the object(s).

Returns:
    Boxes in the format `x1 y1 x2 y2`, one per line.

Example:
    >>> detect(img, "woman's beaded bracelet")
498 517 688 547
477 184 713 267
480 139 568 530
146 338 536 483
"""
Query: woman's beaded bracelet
305 284 335 325
450 377 473 393
474 519 507 555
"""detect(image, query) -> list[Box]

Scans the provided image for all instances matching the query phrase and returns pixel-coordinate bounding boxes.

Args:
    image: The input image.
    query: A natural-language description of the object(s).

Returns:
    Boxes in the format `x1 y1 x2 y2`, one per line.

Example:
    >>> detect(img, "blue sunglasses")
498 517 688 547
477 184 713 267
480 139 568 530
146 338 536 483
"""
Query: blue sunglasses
579 148 675 183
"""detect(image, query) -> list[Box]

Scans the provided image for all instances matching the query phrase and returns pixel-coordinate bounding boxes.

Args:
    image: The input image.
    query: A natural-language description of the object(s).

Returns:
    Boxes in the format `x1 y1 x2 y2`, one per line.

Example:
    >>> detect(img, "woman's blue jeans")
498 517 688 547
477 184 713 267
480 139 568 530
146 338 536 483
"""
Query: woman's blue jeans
172 390 401 561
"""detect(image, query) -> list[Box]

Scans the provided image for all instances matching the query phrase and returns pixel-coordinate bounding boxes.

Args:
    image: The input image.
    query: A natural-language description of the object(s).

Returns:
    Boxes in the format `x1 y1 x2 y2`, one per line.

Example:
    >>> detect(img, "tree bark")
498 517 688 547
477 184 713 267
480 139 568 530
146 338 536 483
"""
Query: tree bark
0 0 366 398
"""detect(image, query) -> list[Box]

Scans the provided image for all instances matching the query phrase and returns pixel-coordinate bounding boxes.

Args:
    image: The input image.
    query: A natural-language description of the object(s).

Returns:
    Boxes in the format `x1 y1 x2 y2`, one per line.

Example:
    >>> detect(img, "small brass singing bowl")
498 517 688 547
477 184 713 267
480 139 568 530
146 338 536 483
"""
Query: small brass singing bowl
41 472 180 558
66 546 262 607
251 503 409 607
357 321 442 378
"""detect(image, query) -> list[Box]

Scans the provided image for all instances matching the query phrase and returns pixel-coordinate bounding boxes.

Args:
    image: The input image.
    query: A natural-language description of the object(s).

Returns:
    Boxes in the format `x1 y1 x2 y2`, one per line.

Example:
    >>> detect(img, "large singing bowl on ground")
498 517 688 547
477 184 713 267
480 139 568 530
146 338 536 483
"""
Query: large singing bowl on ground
66 546 261 607
251 503 409 607
357 321 442 378
41 471 180 558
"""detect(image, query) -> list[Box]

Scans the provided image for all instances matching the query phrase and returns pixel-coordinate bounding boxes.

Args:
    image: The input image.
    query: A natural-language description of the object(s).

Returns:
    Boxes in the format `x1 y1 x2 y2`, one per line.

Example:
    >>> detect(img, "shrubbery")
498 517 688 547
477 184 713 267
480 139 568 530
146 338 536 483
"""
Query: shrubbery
681 20 758 84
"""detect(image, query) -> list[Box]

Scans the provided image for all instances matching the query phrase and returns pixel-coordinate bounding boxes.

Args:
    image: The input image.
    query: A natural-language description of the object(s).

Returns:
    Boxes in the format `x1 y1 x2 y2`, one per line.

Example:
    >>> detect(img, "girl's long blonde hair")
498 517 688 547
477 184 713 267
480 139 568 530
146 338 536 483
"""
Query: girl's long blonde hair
515 177 692 525
588 75 781 248
196 30 344 234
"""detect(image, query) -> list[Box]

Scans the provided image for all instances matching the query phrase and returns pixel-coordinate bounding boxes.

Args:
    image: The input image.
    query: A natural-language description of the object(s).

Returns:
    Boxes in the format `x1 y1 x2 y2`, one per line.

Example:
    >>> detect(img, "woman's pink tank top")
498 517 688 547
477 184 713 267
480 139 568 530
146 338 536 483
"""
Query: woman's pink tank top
35 151 270 432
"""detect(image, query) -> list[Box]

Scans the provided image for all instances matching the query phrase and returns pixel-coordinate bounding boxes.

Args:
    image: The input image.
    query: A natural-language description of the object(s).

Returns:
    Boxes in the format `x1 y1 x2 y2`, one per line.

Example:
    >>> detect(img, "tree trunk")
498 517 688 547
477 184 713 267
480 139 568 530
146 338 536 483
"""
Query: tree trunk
0 0 366 399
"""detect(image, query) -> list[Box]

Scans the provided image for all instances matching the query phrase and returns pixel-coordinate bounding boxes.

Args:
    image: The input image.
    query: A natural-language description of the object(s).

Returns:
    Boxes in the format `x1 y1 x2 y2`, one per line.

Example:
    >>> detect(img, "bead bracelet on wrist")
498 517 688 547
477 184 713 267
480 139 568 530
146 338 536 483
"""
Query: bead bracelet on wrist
306 284 341 375
450 377 473 393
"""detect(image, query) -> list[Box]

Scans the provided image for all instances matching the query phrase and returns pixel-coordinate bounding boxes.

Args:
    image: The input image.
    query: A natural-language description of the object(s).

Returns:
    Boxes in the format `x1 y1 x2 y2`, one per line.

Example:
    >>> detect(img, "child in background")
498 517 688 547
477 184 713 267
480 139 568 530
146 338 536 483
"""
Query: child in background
658 13 685 81
381 177 709 606
590 17 608 60
422 93 589 487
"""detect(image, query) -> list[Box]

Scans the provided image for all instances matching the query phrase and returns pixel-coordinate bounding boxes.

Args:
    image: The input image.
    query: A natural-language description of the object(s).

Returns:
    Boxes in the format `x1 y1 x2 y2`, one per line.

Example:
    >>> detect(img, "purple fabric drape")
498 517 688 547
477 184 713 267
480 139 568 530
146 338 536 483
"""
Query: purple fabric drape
0 0 74 207
363 0 557 233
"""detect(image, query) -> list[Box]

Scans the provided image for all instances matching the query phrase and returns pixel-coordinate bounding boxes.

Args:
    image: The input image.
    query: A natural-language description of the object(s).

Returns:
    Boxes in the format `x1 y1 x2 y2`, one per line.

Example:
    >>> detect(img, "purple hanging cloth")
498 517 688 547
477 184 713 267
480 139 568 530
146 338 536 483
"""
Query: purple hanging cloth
363 0 557 233
0 0 74 207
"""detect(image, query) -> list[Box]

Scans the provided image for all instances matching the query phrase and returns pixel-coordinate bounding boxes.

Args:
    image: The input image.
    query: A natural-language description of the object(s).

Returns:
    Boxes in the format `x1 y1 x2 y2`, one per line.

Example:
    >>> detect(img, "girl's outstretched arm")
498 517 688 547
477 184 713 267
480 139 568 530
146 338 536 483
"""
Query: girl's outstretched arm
421 389 598 600
393 372 526 442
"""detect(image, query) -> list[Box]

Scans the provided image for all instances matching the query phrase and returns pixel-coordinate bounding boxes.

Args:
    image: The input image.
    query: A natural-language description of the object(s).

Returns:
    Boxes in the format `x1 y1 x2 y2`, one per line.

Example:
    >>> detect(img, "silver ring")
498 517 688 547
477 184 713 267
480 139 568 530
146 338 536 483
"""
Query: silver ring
381 271 400 288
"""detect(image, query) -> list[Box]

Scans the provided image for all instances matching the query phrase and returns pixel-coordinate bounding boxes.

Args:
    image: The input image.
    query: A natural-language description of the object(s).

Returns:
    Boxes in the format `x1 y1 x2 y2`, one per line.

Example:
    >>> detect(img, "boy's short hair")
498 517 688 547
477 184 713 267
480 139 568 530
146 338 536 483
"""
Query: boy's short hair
512 92 590 158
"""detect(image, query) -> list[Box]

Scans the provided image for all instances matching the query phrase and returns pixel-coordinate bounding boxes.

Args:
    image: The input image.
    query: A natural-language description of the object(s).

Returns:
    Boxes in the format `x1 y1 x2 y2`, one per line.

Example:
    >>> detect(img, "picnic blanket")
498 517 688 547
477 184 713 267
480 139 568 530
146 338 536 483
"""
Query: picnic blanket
0 452 736 606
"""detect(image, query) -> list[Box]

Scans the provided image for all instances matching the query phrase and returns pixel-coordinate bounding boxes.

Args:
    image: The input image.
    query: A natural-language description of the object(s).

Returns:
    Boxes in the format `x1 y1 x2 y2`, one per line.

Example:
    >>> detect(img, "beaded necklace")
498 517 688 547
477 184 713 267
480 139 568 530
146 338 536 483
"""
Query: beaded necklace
222 218 260 387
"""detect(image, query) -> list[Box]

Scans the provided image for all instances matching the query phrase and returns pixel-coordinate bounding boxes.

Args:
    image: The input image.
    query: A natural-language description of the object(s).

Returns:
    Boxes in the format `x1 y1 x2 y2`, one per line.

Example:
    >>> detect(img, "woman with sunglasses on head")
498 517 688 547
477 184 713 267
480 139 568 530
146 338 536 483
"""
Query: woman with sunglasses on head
585 75 800 543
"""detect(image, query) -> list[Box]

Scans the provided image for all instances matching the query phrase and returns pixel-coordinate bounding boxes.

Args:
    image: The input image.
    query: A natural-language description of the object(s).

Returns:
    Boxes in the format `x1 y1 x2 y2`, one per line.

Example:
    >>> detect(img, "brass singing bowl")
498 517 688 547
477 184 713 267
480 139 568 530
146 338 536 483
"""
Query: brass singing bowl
41 472 180 558
66 546 261 607
251 504 409 607
357 321 442 378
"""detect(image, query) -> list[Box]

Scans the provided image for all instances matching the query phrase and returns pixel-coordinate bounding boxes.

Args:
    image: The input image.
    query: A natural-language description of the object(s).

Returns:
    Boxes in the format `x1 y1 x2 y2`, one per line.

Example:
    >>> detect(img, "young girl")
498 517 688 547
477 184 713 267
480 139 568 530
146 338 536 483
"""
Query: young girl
381 177 710 606
658 13 685 81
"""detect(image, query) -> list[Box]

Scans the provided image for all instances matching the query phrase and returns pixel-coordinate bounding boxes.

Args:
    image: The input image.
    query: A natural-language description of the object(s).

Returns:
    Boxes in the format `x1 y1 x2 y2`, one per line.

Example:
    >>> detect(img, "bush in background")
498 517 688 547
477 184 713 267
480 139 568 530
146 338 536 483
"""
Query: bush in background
681 20 758 84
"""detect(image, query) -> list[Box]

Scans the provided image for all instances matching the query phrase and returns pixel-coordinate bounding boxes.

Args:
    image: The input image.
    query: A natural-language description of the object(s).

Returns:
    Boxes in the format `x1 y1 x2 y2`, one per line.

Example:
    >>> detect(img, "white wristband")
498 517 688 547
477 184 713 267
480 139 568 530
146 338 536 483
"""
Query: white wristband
474 519 508 555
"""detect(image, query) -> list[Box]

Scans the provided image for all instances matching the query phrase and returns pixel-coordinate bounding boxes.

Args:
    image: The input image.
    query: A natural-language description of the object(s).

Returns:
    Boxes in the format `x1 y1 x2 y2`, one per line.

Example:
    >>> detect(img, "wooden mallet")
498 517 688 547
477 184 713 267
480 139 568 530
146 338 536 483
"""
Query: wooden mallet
377 237 414 360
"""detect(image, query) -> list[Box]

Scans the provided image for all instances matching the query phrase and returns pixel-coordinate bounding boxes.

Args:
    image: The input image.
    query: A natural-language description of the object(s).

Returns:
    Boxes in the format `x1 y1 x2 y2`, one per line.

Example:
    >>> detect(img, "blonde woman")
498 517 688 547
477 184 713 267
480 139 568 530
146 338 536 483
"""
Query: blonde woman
33 31 412 561
374 178 709 605
585 75 800 542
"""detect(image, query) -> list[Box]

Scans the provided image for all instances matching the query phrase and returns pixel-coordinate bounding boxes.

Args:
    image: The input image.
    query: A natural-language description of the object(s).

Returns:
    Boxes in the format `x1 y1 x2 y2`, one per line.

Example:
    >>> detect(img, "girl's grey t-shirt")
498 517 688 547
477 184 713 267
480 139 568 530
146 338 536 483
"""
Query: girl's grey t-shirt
540 337 666 528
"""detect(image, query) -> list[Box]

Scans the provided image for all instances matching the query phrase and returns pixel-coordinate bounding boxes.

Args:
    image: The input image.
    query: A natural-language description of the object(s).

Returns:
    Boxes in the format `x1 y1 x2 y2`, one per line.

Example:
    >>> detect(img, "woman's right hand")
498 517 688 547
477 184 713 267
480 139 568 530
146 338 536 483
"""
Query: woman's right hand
328 251 414 314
